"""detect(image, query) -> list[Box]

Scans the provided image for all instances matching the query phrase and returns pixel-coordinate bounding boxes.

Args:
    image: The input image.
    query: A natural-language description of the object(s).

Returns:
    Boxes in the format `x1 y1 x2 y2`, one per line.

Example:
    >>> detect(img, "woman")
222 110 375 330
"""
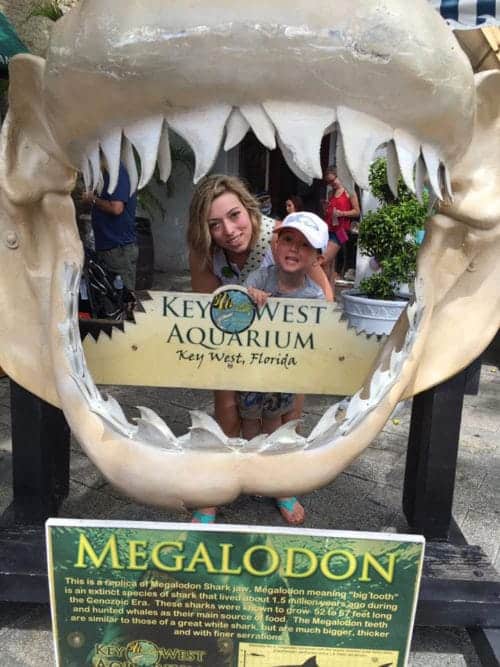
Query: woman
285 195 304 215
187 175 332 525
323 167 360 287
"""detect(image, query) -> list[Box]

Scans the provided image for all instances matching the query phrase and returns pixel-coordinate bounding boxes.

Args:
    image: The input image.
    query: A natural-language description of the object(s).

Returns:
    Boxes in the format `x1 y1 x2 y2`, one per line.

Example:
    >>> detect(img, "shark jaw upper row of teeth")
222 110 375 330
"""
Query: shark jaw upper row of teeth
61 263 423 457
80 102 452 202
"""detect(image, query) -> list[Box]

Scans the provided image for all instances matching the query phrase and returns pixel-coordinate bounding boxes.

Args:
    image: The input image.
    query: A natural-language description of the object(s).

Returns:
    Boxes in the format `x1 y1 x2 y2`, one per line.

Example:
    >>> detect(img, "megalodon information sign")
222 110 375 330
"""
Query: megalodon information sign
82 287 383 395
46 520 424 667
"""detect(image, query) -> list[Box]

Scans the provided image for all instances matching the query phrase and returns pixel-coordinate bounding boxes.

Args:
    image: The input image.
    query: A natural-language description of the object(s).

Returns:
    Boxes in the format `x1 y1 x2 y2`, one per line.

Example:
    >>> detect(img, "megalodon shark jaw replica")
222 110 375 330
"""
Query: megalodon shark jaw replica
0 0 498 510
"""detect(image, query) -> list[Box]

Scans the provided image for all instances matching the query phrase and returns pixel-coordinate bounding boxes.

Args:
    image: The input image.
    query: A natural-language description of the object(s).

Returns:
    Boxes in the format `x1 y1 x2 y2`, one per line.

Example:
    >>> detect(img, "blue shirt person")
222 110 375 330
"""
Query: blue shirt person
88 163 138 292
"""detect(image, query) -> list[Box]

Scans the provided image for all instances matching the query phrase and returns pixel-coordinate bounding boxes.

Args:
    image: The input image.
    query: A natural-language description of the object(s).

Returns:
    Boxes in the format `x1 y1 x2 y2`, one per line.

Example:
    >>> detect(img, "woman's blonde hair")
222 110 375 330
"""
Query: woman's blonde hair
187 174 262 267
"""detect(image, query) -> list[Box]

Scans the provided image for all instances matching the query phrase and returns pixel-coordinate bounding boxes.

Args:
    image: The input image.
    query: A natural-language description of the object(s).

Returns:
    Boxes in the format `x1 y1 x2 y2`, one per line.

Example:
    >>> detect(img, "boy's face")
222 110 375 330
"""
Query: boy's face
276 228 319 275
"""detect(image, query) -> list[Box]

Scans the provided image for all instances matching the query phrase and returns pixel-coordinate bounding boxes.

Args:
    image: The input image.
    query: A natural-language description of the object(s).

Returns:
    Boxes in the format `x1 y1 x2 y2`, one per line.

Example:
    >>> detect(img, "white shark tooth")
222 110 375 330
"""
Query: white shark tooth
183 436 234 452
81 369 102 405
389 347 406 377
406 300 418 329
189 410 228 442
367 366 391 404
323 121 336 136
308 400 347 441
259 420 305 455
386 141 400 198
306 425 341 450
394 130 420 194
337 107 392 189
414 275 425 304
81 157 92 191
157 120 172 182
415 153 426 204
421 144 443 200
278 137 313 185
241 433 268 452
87 141 101 191
123 115 163 189
121 136 139 195
136 406 177 444
443 164 453 200
103 393 130 426
98 413 137 440
181 410 232 451
71 374 101 410
264 102 335 179
224 108 250 151
166 105 232 183
100 128 123 193
65 260 80 298
240 104 276 150
335 132 355 193
135 418 180 450
344 391 368 421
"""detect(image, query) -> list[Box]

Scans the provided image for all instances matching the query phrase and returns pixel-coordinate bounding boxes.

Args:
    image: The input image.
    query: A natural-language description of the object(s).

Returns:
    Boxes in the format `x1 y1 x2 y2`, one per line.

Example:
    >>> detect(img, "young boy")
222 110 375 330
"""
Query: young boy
238 211 329 524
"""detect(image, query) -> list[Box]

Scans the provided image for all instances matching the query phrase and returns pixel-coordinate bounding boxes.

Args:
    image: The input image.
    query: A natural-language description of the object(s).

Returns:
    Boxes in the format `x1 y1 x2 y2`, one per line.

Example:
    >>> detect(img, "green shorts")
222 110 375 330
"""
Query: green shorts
96 243 139 291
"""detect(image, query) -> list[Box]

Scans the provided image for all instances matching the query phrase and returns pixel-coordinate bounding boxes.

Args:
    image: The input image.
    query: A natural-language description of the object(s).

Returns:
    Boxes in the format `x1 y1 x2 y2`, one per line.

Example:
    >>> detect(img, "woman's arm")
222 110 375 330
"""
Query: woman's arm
189 250 221 293
343 191 361 218
308 261 334 301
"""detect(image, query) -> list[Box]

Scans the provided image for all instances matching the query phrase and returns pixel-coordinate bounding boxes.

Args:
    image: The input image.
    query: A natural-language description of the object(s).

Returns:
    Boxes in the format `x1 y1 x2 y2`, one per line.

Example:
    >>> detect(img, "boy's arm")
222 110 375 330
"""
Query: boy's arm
245 268 271 308
247 287 270 308
308 262 333 301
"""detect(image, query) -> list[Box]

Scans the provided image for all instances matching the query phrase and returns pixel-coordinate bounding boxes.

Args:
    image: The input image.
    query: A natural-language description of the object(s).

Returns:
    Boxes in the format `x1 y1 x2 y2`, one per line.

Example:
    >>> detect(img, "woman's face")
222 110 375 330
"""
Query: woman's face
325 171 341 189
285 199 295 214
208 192 253 257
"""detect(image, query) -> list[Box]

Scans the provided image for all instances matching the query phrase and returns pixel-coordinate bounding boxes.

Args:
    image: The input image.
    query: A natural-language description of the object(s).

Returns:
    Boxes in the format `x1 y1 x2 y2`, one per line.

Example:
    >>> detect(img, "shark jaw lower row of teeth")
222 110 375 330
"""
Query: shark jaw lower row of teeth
60 263 423 457
80 102 452 203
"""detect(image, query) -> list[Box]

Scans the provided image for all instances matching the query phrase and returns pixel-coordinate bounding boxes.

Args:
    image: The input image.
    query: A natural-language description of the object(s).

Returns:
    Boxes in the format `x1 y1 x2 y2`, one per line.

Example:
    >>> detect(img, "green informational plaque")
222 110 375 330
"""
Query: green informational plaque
46 520 424 667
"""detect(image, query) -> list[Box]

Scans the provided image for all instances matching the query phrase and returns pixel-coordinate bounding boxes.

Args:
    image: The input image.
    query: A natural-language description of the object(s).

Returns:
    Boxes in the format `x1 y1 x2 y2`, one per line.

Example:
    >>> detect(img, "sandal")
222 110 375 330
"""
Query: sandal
276 497 305 526
191 508 217 524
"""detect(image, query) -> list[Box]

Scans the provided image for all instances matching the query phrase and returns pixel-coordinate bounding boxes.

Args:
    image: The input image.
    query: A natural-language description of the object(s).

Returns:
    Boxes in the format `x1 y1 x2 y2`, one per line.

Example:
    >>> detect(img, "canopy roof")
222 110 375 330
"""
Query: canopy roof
430 0 499 28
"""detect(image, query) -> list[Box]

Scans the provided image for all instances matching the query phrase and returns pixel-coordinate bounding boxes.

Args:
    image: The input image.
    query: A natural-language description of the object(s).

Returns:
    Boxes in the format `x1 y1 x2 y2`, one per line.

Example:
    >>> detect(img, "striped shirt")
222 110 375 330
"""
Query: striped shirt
429 0 499 27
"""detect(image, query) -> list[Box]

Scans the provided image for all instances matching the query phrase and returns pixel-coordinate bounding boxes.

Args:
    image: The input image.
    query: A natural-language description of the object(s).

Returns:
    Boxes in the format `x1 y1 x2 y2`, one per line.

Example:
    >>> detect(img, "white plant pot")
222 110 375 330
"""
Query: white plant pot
342 289 408 336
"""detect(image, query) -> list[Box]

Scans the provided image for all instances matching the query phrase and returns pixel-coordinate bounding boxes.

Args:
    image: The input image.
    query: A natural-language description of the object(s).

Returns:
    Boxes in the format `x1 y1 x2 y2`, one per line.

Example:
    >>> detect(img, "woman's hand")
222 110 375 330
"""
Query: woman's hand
247 287 270 308
81 191 95 205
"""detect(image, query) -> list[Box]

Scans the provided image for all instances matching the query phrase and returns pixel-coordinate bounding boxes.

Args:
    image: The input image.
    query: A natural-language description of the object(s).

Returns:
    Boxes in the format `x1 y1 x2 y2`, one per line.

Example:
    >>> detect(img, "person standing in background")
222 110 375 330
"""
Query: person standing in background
83 162 138 299
285 195 304 215
322 166 360 289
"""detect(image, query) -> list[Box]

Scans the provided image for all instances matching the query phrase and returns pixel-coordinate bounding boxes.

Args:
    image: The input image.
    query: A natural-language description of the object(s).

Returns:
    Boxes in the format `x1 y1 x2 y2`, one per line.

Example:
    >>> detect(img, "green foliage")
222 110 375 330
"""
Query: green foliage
26 2 64 21
358 158 429 300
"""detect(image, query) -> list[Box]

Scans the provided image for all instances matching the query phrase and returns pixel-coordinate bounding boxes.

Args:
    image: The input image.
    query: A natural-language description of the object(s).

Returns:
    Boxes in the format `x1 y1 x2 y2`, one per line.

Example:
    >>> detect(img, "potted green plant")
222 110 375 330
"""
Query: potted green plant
342 157 430 335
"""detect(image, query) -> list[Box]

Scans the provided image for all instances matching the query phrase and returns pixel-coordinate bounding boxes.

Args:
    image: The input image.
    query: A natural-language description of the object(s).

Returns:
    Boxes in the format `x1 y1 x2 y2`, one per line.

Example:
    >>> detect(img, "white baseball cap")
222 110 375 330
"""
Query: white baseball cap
278 212 329 253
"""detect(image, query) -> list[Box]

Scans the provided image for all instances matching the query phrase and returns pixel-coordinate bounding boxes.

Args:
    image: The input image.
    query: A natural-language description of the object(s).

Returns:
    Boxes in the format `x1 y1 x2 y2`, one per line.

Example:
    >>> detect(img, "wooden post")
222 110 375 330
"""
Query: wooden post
403 367 468 539
9 380 70 524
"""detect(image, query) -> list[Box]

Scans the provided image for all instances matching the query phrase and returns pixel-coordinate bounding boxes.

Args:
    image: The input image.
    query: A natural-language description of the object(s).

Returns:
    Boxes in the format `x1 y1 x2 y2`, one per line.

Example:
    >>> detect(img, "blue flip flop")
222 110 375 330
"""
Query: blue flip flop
276 497 305 525
191 509 216 524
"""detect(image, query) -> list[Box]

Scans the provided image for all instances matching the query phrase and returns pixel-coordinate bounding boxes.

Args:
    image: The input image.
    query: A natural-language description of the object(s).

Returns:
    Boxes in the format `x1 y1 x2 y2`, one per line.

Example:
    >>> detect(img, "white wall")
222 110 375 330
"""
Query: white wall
148 145 240 273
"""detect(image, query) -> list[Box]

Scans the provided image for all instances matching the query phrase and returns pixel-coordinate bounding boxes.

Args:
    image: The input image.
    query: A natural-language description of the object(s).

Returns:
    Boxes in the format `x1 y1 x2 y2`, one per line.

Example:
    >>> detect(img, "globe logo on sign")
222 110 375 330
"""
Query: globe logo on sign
125 640 160 666
210 287 255 333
